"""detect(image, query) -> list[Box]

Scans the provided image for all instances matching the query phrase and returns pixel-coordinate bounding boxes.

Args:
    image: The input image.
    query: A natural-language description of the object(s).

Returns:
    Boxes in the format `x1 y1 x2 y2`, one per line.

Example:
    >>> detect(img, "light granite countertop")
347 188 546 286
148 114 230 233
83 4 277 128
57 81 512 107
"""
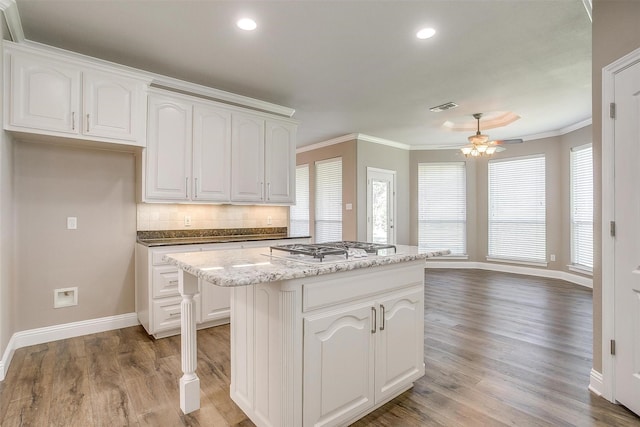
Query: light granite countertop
164 245 450 287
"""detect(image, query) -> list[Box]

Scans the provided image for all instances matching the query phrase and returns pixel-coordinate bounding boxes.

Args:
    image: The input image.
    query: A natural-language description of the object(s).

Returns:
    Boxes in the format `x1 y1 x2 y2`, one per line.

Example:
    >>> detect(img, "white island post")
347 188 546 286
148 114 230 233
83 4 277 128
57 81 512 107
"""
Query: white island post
165 245 446 427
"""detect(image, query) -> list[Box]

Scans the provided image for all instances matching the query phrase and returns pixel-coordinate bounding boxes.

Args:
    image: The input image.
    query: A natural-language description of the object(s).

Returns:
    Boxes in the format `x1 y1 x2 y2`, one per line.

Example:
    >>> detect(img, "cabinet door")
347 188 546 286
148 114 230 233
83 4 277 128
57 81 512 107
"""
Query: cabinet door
145 94 192 201
83 70 144 143
231 112 265 202
9 52 81 134
265 119 296 204
200 280 231 323
193 104 232 202
303 303 375 427
375 288 424 403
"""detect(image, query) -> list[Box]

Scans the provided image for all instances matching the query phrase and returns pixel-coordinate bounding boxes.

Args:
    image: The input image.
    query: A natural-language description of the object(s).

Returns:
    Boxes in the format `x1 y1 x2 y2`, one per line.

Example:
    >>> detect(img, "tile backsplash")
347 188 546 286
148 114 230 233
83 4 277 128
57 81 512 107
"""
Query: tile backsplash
137 204 289 231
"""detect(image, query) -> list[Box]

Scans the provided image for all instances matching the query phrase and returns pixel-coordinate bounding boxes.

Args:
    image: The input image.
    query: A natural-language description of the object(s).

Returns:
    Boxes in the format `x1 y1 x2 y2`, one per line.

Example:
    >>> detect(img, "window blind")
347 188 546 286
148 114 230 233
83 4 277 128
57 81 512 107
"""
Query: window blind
570 144 593 269
418 162 466 255
289 164 309 237
488 155 546 263
315 157 342 243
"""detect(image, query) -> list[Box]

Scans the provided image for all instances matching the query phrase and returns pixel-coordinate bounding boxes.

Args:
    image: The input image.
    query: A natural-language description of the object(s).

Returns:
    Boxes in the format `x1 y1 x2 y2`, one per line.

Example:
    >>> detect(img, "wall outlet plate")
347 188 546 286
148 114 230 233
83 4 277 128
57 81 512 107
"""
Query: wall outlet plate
67 217 77 230
54 287 78 308
184 215 192 226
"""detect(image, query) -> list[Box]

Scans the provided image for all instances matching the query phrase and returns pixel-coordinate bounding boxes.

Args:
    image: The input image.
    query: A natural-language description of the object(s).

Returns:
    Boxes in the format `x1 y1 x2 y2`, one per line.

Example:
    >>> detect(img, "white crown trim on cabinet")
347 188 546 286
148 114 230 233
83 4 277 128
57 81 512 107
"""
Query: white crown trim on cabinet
0 312 139 381
0 0 25 42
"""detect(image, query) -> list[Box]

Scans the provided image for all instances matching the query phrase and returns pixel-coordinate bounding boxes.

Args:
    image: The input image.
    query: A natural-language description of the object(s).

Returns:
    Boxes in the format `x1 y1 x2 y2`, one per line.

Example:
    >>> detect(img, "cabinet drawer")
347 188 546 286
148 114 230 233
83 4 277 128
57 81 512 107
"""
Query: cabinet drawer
152 266 180 298
152 296 182 332
302 261 424 312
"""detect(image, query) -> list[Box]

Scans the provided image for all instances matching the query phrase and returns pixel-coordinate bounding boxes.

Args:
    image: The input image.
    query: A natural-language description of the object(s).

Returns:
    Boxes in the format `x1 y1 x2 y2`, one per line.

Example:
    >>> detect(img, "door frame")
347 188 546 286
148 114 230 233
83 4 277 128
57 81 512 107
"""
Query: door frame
601 45 640 403
366 167 397 244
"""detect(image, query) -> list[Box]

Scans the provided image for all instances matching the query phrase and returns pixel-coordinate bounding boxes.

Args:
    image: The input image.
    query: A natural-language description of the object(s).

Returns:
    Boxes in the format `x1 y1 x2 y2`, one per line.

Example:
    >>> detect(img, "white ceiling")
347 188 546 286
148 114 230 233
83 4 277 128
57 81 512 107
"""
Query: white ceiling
14 0 592 149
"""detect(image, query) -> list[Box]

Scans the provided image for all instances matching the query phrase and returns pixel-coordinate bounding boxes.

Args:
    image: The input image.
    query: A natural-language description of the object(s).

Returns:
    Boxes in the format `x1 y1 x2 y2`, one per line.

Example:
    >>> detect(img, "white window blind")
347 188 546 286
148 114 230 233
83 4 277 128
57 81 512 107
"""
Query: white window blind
488 155 546 263
570 144 593 269
289 164 309 237
418 162 466 255
315 157 342 243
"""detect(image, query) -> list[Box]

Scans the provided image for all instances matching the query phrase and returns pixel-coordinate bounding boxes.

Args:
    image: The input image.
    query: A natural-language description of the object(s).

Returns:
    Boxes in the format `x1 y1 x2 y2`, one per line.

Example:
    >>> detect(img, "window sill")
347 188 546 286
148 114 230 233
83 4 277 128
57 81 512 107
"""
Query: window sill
486 256 548 268
427 255 469 260
568 264 593 276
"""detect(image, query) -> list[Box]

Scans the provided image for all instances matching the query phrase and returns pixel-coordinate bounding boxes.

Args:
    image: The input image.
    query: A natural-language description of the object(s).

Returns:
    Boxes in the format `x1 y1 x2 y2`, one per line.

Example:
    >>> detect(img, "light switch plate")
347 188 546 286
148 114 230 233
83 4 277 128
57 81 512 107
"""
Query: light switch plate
67 217 77 230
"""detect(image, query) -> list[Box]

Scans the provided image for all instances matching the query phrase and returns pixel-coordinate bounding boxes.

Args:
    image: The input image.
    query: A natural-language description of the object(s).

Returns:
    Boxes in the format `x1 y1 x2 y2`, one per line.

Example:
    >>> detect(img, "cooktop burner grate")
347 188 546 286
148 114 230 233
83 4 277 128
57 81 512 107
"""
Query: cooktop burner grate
269 241 396 261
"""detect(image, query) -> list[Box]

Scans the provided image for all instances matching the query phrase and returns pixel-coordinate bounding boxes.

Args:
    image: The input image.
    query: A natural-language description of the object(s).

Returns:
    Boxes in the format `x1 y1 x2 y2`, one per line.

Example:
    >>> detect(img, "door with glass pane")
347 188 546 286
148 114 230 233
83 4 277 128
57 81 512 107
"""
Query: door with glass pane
366 168 396 244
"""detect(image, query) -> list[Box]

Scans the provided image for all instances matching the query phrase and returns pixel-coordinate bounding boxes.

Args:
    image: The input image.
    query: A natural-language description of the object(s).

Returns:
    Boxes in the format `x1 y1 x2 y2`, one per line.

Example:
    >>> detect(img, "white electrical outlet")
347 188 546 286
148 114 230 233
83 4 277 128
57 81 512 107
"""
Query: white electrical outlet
67 217 77 230
267 216 272 225
184 215 192 226
550 254 556 262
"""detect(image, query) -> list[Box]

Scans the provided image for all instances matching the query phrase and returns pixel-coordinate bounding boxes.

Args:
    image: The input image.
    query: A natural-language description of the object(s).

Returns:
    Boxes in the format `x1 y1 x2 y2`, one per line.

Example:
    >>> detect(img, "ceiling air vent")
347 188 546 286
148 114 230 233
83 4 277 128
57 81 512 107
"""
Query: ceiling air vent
429 102 459 112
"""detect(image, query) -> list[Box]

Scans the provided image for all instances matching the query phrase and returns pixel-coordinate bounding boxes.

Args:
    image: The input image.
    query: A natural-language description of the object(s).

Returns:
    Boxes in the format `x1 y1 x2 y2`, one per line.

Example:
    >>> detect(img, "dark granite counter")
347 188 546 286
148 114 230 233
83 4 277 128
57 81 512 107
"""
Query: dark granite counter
136 227 310 247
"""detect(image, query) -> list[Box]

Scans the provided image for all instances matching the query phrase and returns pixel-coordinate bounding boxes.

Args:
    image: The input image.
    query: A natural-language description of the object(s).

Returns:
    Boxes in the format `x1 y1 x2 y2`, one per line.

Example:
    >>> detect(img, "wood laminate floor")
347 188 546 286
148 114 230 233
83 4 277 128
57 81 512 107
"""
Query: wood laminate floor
1 269 639 426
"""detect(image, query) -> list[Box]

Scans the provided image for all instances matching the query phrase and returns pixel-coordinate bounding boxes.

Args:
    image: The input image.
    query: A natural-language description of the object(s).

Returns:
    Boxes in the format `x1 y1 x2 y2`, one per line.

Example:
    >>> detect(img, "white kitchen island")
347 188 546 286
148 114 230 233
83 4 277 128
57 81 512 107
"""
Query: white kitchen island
165 245 444 427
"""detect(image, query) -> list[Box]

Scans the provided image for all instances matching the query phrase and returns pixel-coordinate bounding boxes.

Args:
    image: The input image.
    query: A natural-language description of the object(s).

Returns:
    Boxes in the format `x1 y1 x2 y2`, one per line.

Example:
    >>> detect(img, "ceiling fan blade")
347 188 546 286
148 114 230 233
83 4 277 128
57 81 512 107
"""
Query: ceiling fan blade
492 138 523 145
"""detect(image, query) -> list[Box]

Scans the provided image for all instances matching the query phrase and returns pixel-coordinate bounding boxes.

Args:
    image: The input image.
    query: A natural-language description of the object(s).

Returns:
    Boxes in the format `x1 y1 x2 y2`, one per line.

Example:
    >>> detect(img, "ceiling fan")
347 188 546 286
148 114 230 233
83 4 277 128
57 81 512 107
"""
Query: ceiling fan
460 113 523 157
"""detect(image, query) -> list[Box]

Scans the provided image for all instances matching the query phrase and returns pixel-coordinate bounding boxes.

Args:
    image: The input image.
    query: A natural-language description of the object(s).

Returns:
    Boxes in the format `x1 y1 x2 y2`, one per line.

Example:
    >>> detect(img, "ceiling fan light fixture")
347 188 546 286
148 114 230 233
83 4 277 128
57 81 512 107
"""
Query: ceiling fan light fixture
468 133 489 144
460 113 504 158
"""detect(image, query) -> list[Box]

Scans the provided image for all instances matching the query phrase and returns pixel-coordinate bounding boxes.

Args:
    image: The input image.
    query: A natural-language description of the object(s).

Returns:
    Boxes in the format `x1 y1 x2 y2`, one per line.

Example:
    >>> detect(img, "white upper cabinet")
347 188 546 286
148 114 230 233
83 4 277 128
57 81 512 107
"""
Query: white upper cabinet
231 112 266 202
4 46 148 146
265 120 296 203
232 113 296 204
82 70 144 142
145 93 192 201
193 104 232 202
9 53 81 134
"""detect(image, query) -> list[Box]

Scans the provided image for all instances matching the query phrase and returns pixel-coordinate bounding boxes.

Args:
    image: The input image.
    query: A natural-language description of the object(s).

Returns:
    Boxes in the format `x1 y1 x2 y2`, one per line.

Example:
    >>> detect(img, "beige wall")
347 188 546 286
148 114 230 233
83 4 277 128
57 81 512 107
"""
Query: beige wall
0 22 15 359
14 142 137 331
409 126 592 274
137 204 288 231
592 0 640 374
296 140 357 242
356 140 411 244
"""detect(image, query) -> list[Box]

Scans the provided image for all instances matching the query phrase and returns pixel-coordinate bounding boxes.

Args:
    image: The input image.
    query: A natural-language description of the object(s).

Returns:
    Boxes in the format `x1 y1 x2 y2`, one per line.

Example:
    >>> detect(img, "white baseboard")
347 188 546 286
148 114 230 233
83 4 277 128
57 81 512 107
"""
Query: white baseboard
425 261 593 289
0 312 139 381
589 368 604 396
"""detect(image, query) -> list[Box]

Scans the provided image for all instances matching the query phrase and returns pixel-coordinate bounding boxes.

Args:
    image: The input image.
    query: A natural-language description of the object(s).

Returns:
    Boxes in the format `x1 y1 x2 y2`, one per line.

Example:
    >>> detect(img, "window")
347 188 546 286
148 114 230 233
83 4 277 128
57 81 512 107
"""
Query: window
570 144 593 270
315 157 342 243
488 155 546 263
289 164 309 237
418 162 466 255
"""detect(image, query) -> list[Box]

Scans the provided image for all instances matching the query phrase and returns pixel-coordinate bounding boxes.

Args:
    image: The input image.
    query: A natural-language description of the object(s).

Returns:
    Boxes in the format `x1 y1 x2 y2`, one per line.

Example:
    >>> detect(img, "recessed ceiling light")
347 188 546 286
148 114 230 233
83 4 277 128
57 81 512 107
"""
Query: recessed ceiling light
416 28 436 39
237 18 257 31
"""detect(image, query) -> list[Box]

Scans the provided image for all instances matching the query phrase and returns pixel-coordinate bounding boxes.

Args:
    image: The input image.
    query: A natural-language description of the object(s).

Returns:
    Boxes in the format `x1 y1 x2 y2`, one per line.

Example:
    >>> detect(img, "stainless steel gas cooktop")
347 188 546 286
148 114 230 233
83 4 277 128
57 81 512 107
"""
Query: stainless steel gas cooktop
269 241 396 262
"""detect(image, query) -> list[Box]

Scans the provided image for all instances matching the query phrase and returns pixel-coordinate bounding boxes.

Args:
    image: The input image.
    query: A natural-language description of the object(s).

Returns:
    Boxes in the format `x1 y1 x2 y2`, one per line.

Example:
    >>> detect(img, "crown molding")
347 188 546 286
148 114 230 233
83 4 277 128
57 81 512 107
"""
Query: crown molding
0 0 24 42
409 117 593 151
297 133 411 153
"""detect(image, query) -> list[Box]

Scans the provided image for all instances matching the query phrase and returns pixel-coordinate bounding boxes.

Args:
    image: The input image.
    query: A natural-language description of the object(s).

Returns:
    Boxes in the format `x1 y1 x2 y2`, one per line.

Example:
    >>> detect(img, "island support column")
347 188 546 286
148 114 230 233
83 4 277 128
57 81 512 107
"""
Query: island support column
178 270 200 414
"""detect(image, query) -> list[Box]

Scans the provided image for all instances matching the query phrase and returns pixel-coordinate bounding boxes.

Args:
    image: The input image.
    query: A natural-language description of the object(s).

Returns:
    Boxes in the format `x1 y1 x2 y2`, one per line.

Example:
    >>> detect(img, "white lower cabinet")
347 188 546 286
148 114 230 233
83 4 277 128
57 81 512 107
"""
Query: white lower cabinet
136 238 309 338
303 287 424 427
229 260 425 427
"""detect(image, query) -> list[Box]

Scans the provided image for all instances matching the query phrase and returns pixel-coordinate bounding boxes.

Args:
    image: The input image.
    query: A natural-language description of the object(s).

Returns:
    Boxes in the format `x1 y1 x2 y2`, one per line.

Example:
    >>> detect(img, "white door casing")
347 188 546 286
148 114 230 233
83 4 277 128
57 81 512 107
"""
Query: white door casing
366 168 396 244
602 46 640 416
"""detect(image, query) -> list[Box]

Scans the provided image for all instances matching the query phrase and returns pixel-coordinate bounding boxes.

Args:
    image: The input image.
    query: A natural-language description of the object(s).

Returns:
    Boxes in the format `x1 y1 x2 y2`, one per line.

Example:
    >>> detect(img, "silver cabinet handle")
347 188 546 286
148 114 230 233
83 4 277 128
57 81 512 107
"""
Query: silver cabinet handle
169 280 178 285
260 182 264 200
380 304 385 331
185 177 189 199
267 182 271 201
371 306 377 334
86 114 90 132
194 178 198 199
71 112 75 130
